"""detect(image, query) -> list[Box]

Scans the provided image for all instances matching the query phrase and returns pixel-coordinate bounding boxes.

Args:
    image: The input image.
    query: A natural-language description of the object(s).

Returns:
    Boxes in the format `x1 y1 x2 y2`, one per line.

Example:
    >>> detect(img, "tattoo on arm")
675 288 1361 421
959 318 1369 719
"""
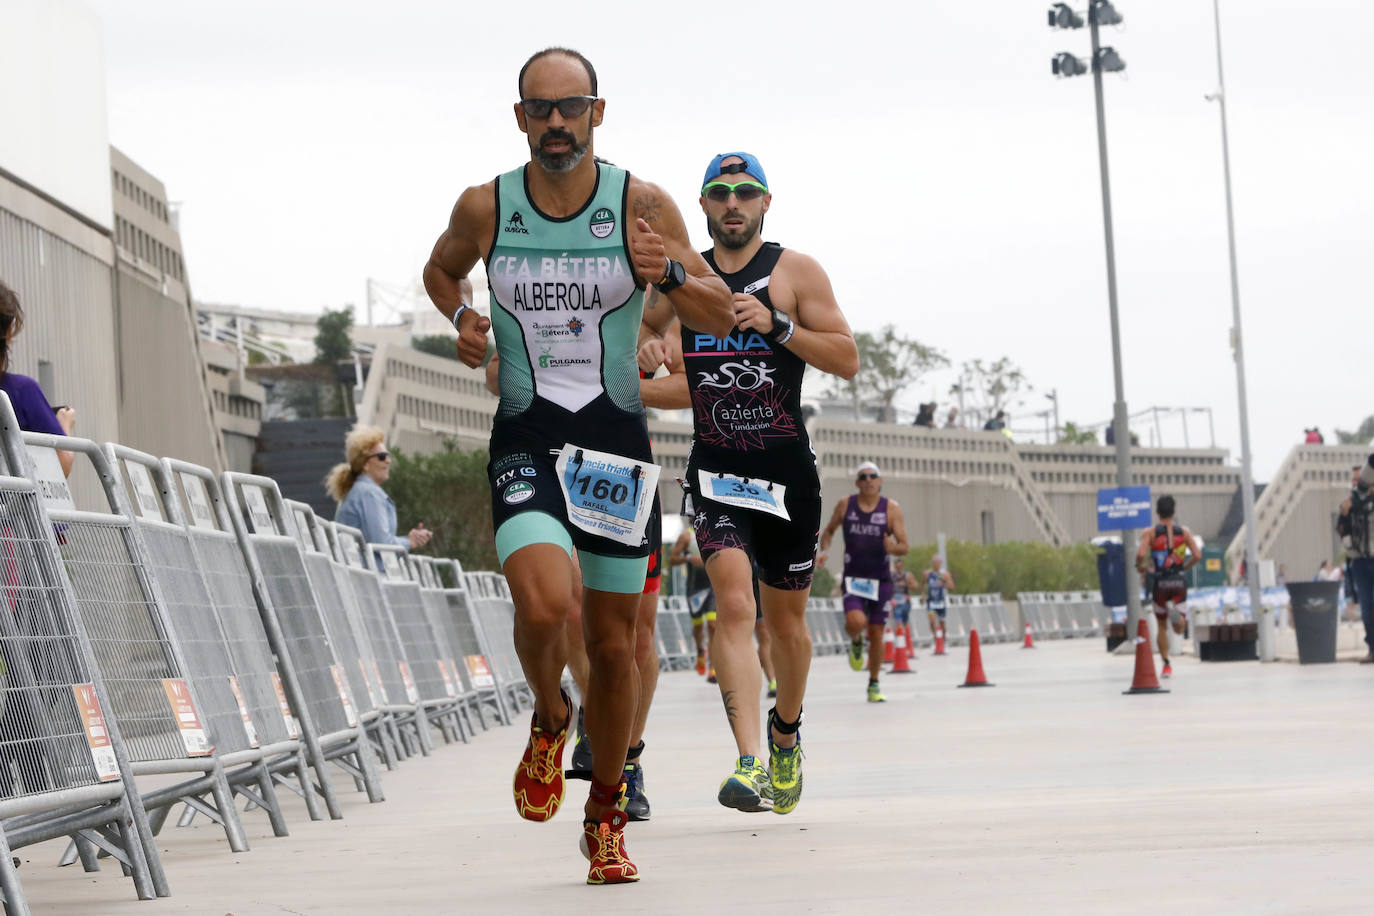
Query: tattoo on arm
633 193 663 224
721 689 738 724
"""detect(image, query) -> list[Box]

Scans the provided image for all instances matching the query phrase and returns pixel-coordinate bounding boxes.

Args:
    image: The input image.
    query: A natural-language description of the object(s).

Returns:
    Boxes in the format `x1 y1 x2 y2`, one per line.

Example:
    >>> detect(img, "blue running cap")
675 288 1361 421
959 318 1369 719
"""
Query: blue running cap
702 152 768 192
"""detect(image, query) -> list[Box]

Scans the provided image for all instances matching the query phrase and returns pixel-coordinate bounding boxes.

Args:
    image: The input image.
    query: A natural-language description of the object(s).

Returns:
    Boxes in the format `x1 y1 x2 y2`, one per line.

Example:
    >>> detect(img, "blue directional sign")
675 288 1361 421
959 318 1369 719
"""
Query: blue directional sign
1096 485 1152 531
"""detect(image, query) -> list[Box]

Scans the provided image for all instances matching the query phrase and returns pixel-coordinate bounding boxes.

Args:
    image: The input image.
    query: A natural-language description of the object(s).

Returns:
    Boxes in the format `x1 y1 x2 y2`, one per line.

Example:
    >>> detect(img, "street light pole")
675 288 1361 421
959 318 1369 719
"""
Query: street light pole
1086 3 1143 634
1208 0 1269 659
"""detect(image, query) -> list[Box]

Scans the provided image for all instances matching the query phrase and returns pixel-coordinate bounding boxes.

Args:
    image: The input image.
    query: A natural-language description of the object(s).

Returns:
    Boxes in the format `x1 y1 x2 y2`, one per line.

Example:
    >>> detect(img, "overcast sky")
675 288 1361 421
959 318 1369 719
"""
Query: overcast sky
87 0 1373 480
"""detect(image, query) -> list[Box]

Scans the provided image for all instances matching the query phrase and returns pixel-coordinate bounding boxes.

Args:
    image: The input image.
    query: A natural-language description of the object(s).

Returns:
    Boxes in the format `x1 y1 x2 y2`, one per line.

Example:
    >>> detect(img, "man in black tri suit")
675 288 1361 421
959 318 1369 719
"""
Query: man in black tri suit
638 152 858 816
423 48 732 884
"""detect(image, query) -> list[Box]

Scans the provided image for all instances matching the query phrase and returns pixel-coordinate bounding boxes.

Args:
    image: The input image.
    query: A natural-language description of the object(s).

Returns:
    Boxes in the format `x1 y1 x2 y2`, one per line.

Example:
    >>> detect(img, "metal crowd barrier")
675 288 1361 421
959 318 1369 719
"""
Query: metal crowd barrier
655 596 694 670
222 473 381 818
373 545 467 747
423 557 513 728
0 394 162 908
331 524 430 759
407 555 485 735
285 502 399 777
161 459 317 817
104 447 293 846
22 433 251 860
1016 592 1105 640
463 572 533 714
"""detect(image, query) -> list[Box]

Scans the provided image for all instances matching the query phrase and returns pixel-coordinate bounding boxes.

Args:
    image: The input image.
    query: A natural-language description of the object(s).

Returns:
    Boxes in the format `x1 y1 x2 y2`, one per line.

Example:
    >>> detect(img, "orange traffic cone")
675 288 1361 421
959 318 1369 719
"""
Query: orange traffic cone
1022 621 1035 649
933 624 946 656
882 626 894 663
957 629 994 687
1124 618 1169 695
890 627 914 674
905 623 916 659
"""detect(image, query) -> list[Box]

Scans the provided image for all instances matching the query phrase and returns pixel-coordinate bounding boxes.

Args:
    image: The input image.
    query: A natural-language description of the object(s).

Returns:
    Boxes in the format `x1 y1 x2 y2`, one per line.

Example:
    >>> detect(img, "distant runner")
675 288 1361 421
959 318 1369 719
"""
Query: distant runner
1135 494 1200 678
819 461 910 702
923 554 955 645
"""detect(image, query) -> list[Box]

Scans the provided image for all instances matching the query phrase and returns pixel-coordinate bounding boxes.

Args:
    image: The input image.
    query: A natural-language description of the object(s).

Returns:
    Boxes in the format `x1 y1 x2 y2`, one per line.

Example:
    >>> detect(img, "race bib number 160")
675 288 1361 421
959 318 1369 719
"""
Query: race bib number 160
555 444 660 548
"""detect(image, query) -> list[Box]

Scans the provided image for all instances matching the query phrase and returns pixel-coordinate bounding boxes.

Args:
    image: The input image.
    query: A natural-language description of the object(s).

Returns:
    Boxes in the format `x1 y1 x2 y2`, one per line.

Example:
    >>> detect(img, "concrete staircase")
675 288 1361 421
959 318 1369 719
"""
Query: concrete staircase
252 418 353 521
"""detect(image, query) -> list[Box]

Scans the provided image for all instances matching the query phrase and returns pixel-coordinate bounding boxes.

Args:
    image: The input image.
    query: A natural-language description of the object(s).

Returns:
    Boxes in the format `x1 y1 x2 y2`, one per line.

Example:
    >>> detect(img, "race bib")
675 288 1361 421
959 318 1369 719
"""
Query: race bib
696 471 789 521
554 444 660 548
845 577 880 601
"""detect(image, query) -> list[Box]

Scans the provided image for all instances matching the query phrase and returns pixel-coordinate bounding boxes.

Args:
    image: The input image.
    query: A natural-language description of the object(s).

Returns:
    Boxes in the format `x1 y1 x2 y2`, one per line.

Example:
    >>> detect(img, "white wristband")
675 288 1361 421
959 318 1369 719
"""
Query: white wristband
451 304 472 331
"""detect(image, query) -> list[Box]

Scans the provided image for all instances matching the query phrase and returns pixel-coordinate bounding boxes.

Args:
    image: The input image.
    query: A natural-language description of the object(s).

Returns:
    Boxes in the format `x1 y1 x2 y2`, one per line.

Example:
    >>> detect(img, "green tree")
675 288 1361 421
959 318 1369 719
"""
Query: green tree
1057 422 1098 445
827 325 947 422
313 306 355 416
386 441 498 571
904 539 1100 598
812 566 838 598
1336 416 1374 445
950 357 1031 428
411 334 461 361
314 306 354 365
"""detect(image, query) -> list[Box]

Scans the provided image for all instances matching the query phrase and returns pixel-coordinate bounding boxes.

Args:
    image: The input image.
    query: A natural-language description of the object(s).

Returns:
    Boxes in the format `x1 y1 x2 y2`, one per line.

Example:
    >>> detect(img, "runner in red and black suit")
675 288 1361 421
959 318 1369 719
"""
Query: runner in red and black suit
1134 494 1201 678
637 152 858 817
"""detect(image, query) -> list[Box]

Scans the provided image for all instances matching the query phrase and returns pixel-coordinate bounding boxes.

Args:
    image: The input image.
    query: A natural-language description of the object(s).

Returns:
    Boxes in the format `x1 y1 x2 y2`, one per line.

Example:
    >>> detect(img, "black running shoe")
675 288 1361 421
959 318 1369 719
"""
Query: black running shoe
622 760 651 821
566 706 593 780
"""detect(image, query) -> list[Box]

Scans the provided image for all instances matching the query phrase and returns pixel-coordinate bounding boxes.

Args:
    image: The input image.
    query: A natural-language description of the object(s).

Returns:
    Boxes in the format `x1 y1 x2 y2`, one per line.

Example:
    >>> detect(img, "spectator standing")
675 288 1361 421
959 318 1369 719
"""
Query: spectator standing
1 280 75 475
983 410 1006 432
1337 457 1374 663
944 406 960 428
325 424 430 569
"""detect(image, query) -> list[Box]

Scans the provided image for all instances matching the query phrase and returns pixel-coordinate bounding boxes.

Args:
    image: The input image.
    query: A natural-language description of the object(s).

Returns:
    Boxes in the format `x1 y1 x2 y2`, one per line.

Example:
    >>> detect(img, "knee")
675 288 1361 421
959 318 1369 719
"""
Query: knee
513 587 574 637
714 589 756 630
633 624 657 668
585 629 635 672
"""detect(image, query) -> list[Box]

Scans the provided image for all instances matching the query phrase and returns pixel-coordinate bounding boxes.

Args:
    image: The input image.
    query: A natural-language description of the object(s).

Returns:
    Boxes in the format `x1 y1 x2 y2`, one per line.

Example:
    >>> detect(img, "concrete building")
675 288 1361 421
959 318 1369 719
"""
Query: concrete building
1225 443 1369 583
355 343 1249 550
1 0 247 500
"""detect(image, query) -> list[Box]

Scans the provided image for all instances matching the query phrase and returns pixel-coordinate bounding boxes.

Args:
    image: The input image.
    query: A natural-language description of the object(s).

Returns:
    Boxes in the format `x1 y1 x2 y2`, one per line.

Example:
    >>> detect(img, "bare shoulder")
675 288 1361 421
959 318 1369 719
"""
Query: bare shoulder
776 247 827 277
453 179 497 228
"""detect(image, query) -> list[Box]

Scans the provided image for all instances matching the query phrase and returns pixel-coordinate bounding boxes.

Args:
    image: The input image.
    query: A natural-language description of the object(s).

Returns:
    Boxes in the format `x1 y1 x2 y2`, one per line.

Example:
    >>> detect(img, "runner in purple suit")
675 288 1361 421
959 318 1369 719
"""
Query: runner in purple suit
819 462 909 702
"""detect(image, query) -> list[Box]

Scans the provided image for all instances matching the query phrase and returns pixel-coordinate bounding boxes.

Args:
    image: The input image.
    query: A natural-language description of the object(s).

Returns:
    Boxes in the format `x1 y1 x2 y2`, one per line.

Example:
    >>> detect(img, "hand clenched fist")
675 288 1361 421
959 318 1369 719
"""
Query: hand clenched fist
637 337 671 374
732 293 771 332
629 218 668 287
455 309 491 369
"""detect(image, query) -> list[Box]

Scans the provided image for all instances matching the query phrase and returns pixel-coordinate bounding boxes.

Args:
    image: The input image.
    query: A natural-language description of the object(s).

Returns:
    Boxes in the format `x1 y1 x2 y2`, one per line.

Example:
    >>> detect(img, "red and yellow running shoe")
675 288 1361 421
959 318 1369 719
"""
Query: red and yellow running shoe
513 706 569 822
581 808 639 884
695 652 707 676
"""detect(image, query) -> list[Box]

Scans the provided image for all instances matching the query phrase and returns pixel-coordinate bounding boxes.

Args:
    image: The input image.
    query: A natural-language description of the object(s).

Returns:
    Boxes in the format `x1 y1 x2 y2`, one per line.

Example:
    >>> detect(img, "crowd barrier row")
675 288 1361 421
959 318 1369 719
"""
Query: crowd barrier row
0 392 530 915
0 386 1086 914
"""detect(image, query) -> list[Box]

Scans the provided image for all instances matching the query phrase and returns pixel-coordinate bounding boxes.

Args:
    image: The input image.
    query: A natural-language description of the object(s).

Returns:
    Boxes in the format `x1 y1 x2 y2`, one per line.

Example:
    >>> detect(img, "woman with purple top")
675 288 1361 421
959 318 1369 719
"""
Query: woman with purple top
818 461 910 703
1 281 75 475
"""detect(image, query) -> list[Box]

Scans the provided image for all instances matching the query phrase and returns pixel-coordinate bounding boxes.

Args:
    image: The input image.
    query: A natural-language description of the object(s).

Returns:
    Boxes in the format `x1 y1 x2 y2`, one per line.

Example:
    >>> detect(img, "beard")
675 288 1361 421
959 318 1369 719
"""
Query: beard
707 210 762 250
531 128 590 173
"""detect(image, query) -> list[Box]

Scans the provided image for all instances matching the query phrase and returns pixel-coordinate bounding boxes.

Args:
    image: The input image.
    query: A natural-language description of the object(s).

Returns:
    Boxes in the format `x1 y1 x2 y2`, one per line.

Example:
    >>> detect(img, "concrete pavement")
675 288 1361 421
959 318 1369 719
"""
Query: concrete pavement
14 638 1374 915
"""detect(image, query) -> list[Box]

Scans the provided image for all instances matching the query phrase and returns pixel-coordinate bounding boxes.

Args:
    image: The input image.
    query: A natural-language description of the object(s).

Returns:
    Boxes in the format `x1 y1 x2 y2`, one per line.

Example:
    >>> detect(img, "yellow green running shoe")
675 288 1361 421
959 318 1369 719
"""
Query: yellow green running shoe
717 755 773 812
848 636 864 671
767 710 804 815
867 681 887 703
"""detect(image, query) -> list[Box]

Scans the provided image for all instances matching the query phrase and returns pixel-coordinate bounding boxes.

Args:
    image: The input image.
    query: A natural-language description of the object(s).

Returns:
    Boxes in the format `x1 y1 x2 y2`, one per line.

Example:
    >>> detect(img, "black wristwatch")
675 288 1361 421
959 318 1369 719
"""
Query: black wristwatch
764 308 795 345
654 259 686 294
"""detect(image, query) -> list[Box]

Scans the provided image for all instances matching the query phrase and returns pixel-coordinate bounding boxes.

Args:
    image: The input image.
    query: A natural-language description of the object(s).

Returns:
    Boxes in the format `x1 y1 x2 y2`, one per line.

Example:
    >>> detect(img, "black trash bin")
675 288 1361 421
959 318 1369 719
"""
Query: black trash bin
1286 581 1341 664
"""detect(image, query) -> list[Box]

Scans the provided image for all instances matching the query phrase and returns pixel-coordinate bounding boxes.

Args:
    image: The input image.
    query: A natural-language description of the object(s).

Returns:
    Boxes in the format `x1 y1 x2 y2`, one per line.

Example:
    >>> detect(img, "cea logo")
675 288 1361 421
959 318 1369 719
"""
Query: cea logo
503 481 535 505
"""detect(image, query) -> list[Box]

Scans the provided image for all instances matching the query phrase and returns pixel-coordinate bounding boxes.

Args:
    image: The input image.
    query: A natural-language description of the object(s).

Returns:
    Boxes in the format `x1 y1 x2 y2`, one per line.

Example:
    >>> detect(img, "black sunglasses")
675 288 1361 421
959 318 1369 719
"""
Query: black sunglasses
857 473 879 481
519 96 597 119
367 451 390 462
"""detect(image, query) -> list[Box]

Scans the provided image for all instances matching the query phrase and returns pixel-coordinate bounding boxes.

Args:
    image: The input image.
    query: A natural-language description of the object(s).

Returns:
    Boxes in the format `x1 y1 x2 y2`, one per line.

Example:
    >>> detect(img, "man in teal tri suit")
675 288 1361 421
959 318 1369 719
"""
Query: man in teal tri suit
423 47 732 885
